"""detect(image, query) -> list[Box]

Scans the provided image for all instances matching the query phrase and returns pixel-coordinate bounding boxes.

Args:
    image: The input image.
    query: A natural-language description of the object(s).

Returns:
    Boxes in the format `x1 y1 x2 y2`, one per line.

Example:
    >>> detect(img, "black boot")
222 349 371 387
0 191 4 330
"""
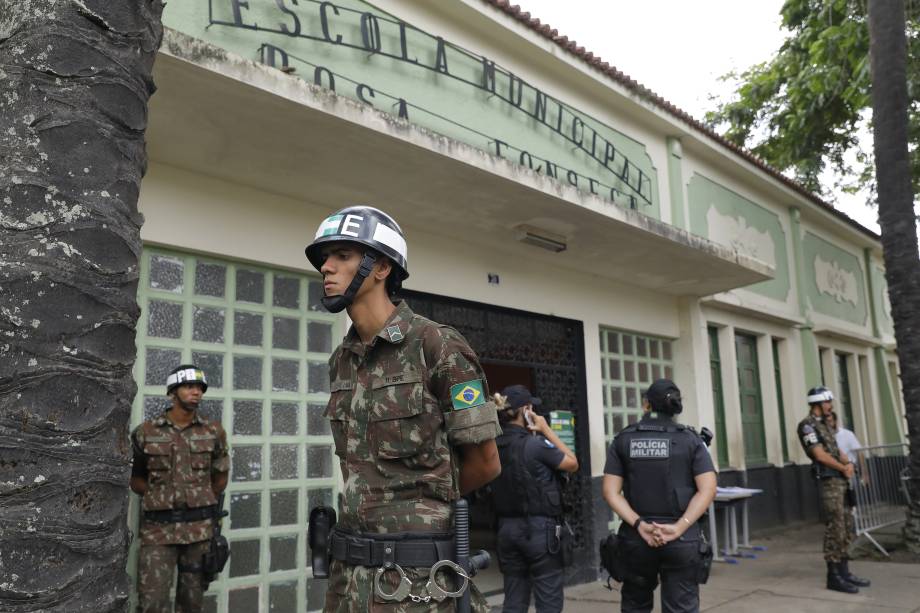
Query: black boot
827 562 859 593
841 560 871 587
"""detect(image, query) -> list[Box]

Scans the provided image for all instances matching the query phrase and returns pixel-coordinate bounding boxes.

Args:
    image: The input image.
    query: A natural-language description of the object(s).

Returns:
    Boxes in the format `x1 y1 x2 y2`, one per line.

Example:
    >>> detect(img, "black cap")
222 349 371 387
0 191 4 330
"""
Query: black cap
646 378 682 414
501 384 542 410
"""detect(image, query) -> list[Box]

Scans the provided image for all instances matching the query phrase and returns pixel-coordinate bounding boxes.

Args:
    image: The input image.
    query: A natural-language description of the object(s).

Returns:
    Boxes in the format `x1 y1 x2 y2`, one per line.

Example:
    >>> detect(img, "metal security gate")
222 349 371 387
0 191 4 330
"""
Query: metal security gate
403 290 595 584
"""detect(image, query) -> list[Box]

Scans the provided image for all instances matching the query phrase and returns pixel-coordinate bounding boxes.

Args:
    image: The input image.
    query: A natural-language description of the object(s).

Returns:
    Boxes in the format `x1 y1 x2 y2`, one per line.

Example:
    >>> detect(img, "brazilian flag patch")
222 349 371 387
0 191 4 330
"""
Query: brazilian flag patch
450 380 486 410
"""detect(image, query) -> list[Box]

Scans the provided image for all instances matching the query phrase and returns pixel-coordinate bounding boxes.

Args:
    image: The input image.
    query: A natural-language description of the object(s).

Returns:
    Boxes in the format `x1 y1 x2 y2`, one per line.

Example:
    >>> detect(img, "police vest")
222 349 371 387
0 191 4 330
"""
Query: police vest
492 427 563 518
617 420 699 520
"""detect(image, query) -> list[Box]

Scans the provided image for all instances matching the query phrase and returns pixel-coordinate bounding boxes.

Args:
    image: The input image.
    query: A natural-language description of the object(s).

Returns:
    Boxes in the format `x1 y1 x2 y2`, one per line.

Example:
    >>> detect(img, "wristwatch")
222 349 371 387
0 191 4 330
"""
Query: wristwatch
633 516 644 530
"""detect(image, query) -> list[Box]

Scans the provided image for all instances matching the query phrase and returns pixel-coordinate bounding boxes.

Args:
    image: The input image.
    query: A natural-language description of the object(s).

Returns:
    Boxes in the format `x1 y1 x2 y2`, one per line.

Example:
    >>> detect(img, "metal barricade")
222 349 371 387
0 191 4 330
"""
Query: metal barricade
850 443 910 556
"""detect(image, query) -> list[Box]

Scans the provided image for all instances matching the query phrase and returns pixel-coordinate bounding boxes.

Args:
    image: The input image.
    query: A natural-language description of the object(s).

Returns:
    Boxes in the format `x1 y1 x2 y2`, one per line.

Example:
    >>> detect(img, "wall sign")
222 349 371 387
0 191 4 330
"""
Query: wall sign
167 0 660 213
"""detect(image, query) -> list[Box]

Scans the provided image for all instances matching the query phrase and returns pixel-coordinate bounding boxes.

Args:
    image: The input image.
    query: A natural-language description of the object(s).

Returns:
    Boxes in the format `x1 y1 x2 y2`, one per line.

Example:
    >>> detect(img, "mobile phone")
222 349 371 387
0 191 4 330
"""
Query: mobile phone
524 408 535 428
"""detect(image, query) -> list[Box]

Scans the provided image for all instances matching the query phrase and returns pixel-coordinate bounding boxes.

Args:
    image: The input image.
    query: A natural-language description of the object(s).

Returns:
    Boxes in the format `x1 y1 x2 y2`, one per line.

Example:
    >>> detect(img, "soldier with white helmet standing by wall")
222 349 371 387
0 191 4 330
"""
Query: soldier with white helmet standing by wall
796 386 870 593
130 364 230 612
304 206 502 612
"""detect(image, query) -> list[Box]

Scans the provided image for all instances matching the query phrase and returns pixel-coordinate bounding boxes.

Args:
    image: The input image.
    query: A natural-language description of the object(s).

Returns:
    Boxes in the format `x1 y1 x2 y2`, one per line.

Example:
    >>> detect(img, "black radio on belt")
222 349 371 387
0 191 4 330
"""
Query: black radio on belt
309 506 337 579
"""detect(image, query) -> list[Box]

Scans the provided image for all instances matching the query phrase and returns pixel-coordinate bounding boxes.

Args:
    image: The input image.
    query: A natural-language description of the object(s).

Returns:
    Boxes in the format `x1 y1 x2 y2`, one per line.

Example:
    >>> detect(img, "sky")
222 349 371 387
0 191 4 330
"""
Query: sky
515 0 883 234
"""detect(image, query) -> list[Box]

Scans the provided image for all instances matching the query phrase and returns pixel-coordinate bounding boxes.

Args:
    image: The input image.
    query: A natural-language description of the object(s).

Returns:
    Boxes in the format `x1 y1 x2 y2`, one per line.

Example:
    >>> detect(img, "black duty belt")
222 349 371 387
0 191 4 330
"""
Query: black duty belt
330 528 455 568
144 505 219 523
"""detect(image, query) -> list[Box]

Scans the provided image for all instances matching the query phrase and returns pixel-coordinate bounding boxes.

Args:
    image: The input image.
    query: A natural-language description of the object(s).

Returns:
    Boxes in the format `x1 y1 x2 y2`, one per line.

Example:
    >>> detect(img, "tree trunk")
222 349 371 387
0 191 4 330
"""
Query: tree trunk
867 0 920 553
0 1 164 609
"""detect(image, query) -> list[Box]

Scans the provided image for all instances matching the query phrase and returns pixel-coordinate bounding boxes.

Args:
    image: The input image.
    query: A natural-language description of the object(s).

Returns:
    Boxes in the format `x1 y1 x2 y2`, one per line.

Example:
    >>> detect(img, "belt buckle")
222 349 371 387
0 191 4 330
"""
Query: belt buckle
346 536 369 566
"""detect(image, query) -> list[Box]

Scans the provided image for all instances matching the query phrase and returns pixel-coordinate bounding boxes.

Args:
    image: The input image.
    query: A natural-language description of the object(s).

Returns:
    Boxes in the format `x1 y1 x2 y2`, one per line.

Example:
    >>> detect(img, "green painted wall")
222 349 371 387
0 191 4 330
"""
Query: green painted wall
870 265 895 336
687 174 790 302
801 233 868 326
162 0 660 218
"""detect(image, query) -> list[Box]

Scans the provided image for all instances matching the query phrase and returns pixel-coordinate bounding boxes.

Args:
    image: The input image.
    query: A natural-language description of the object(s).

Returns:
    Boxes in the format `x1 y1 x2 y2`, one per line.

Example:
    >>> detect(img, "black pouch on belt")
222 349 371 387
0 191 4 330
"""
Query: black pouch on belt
598 532 624 588
697 535 713 584
309 506 337 579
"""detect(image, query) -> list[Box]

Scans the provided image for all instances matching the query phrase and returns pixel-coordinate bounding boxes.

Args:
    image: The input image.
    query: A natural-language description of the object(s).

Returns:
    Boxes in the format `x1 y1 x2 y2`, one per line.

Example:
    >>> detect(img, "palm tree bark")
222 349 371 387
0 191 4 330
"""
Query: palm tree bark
867 0 920 553
0 1 164 609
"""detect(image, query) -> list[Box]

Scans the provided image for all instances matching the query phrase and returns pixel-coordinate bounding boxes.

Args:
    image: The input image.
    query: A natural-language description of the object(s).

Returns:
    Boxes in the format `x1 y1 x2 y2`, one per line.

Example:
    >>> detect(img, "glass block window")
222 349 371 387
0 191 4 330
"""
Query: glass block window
599 327 674 444
132 248 339 612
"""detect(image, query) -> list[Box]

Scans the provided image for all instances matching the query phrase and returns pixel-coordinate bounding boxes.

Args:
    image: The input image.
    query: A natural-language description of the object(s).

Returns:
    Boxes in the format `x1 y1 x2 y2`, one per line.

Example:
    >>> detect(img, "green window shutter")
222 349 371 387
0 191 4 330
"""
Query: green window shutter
708 327 729 467
735 333 768 466
835 353 855 430
772 339 789 463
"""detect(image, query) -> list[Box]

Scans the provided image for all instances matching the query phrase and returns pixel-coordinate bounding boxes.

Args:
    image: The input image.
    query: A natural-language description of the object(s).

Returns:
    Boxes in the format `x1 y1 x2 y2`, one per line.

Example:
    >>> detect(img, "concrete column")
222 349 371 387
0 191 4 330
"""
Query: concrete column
718 325 745 470
666 137 687 230
756 333 783 465
786 328 811 463
674 297 714 431
788 207 822 387
583 319 608 476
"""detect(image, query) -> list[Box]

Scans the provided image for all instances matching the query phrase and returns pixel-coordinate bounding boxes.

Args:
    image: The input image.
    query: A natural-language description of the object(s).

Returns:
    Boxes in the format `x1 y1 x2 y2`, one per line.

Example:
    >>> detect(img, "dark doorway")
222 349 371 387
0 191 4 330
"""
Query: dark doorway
403 289 595 585
481 363 535 399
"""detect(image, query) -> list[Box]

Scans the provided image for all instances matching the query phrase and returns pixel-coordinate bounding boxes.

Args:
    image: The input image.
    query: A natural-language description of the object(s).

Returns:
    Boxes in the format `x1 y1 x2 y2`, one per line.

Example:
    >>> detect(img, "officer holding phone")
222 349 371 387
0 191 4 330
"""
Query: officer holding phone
491 385 579 613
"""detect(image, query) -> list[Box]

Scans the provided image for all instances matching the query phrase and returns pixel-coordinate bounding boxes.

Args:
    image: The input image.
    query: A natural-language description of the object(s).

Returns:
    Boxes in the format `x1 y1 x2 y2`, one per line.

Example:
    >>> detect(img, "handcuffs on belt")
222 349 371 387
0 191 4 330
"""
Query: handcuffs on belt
374 559 469 603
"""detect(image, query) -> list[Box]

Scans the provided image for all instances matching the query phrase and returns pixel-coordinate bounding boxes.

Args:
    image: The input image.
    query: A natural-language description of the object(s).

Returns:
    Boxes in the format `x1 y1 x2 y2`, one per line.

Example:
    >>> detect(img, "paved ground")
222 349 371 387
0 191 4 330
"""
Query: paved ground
483 522 920 612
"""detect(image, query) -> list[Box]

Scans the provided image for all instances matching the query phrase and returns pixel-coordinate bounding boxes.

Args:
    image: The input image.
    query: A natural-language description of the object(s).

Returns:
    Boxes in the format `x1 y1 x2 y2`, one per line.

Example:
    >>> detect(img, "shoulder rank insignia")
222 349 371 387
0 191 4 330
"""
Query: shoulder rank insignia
386 325 404 343
450 380 486 410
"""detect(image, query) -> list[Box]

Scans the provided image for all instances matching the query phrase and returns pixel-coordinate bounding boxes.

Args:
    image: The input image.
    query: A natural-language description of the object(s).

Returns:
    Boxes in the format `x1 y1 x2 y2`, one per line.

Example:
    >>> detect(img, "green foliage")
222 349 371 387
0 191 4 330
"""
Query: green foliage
706 0 920 199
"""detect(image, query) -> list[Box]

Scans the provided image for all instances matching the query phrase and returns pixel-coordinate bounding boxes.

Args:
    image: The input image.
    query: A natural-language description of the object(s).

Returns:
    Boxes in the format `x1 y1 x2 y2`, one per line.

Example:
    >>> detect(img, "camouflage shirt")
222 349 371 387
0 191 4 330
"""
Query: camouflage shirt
131 411 230 544
797 412 844 469
325 301 501 534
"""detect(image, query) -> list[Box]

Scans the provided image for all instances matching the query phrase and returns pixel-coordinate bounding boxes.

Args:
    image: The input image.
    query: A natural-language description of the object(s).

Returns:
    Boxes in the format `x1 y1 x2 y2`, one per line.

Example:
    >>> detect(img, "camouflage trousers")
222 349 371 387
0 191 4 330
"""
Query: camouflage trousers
324 559 491 613
820 477 854 562
137 541 210 613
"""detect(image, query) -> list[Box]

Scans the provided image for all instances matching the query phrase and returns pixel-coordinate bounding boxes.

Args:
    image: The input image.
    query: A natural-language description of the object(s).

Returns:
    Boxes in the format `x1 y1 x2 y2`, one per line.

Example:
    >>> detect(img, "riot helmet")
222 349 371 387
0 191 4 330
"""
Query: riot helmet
646 378 683 415
166 364 208 395
807 386 834 405
305 206 409 313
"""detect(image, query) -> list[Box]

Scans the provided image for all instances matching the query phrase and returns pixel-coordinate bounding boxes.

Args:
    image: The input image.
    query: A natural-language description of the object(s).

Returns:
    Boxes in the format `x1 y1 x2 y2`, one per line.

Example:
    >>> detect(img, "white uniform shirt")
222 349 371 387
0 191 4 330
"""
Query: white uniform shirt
834 427 862 463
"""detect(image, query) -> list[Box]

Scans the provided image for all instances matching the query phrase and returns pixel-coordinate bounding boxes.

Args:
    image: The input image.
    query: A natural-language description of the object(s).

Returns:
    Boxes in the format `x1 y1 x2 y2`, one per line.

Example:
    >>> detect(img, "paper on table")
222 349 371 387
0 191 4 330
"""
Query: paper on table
716 486 764 496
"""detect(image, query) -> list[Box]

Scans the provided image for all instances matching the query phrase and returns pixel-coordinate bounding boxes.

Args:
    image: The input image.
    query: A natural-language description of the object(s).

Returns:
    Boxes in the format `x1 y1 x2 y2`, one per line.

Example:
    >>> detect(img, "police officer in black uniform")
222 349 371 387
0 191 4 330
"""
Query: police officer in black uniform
492 384 579 613
603 379 717 613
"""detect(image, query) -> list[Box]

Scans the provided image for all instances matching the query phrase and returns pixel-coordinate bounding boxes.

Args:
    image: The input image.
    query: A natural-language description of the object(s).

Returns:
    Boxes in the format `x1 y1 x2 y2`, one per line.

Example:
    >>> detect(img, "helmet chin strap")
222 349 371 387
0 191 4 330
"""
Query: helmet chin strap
322 251 377 314
171 393 199 412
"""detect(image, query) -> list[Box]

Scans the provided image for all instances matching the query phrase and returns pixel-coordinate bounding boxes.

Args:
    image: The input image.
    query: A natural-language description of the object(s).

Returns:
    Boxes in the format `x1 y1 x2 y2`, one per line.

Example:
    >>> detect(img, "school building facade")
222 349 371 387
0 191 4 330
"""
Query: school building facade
129 1 907 609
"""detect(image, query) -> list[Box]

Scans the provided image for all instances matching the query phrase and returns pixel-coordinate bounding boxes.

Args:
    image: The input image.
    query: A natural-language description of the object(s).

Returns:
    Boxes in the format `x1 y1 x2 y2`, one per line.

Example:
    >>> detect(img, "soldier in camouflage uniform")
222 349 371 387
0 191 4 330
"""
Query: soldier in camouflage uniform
796 386 869 594
305 206 503 612
131 364 230 612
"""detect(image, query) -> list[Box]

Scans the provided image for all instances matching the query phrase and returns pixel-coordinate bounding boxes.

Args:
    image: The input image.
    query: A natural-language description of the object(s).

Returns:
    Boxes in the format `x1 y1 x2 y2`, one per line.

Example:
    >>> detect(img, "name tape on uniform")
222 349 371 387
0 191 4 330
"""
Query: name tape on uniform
629 438 670 459
450 380 486 410
801 424 819 446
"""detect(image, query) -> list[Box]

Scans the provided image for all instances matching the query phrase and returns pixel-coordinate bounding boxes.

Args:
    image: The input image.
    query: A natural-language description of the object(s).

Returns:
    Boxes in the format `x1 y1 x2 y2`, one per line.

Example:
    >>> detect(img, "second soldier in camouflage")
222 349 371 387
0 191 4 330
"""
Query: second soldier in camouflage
131 364 230 613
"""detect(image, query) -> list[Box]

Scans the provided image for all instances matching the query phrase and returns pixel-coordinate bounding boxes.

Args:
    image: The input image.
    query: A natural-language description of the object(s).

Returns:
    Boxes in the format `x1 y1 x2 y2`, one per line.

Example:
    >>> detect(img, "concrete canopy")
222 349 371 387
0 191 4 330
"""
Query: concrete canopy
147 30 773 297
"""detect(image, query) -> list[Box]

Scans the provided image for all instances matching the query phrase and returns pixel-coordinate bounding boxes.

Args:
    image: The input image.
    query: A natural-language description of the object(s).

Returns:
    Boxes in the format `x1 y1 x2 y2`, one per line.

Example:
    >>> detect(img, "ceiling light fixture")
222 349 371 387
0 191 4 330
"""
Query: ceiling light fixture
514 224 567 253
